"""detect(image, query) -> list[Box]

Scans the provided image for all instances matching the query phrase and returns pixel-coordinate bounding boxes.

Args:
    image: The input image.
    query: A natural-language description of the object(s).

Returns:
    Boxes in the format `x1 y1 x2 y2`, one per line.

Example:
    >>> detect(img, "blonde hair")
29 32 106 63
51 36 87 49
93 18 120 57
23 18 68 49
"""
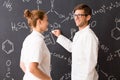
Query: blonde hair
24 9 46 29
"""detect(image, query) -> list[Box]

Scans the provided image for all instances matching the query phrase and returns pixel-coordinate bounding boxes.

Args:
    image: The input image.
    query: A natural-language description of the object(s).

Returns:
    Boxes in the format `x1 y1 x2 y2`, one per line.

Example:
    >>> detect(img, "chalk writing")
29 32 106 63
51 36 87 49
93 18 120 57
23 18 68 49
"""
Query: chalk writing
100 43 109 53
69 28 77 39
22 0 31 2
47 0 65 19
61 12 74 23
11 21 28 31
92 1 120 15
3 60 14 80
0 0 120 80
2 40 14 54
44 32 56 45
100 70 117 80
50 52 71 65
36 0 42 10
1 40 14 79
111 18 120 40
49 22 61 31
90 20 97 28
107 49 120 61
3 0 13 11
60 72 71 80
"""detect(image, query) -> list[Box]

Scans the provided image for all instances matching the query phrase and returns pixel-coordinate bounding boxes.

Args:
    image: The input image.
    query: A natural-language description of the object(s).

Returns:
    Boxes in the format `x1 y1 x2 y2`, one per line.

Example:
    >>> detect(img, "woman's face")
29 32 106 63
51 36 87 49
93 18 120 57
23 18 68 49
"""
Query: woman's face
39 14 49 32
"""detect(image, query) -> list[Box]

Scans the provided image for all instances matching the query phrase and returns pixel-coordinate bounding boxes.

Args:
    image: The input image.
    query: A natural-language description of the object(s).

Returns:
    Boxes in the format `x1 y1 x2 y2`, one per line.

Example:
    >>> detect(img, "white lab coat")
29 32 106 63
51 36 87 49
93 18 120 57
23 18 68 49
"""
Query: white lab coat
57 25 99 80
20 30 51 80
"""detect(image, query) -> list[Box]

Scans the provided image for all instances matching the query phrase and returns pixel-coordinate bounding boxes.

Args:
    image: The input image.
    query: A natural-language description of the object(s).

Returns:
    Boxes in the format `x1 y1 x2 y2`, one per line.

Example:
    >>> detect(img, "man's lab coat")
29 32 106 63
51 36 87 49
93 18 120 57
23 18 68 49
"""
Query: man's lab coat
57 25 99 80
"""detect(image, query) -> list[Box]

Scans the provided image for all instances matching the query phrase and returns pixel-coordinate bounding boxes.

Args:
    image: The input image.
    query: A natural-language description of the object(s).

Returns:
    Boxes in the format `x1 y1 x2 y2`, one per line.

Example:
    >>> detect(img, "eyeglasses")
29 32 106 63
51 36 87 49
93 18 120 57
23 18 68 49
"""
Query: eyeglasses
73 14 88 18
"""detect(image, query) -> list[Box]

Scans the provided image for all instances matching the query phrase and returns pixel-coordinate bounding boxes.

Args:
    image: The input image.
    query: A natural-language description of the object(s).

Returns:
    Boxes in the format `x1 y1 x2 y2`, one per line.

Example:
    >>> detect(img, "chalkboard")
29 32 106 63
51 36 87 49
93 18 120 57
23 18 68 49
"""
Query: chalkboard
0 0 120 80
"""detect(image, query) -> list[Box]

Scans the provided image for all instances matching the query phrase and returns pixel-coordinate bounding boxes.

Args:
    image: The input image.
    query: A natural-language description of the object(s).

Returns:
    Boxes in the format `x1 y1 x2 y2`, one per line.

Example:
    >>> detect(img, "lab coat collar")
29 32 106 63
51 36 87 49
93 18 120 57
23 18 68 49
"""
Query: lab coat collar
32 30 45 39
78 25 90 33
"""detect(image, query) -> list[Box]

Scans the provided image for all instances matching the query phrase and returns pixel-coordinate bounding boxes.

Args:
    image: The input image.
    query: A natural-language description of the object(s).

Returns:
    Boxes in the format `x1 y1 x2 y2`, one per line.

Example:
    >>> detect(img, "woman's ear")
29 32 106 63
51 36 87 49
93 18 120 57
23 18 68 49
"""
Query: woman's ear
37 19 42 24
36 19 42 27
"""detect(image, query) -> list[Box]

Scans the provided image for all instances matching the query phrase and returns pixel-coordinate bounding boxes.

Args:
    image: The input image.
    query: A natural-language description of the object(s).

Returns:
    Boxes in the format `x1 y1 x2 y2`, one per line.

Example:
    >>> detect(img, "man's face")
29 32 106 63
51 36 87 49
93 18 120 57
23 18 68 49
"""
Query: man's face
73 9 90 28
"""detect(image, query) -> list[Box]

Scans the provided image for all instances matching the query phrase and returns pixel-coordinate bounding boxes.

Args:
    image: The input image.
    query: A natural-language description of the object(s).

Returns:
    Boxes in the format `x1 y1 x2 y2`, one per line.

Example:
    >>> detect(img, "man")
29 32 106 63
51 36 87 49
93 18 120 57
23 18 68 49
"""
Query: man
52 3 99 80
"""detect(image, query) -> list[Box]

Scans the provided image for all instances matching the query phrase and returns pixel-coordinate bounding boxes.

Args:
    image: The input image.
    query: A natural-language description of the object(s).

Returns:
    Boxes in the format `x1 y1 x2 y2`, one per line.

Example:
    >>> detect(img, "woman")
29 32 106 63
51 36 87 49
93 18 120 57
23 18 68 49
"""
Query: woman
20 9 52 80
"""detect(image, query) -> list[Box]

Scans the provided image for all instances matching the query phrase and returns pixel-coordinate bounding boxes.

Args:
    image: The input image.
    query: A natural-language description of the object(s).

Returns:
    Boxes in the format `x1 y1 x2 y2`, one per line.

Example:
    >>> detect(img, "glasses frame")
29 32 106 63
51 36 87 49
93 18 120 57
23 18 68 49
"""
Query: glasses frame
73 14 88 18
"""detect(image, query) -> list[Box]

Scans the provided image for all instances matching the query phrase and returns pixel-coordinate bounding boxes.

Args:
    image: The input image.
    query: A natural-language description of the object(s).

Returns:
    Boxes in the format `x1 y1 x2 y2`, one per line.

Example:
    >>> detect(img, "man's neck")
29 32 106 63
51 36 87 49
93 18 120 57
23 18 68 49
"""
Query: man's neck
79 24 88 31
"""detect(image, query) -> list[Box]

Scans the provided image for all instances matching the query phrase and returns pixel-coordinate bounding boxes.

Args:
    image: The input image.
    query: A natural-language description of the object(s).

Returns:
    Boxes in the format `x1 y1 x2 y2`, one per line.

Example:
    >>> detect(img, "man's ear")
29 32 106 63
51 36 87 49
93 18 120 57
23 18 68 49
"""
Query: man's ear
87 15 91 21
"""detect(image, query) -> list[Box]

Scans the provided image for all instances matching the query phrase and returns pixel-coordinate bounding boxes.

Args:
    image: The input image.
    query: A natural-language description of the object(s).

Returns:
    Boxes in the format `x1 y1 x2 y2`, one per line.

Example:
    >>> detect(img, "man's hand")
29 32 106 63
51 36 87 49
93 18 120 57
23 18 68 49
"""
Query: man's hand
52 29 61 37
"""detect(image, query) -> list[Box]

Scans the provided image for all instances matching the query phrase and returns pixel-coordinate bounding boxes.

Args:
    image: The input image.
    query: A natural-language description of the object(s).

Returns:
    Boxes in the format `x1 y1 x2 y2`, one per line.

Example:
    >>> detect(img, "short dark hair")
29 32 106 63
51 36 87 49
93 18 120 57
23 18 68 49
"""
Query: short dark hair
73 3 92 16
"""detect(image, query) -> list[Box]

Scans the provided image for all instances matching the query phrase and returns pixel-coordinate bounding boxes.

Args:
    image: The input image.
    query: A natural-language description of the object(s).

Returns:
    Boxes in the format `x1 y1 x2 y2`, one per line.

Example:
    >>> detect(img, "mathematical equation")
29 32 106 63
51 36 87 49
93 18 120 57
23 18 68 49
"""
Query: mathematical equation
92 1 120 15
